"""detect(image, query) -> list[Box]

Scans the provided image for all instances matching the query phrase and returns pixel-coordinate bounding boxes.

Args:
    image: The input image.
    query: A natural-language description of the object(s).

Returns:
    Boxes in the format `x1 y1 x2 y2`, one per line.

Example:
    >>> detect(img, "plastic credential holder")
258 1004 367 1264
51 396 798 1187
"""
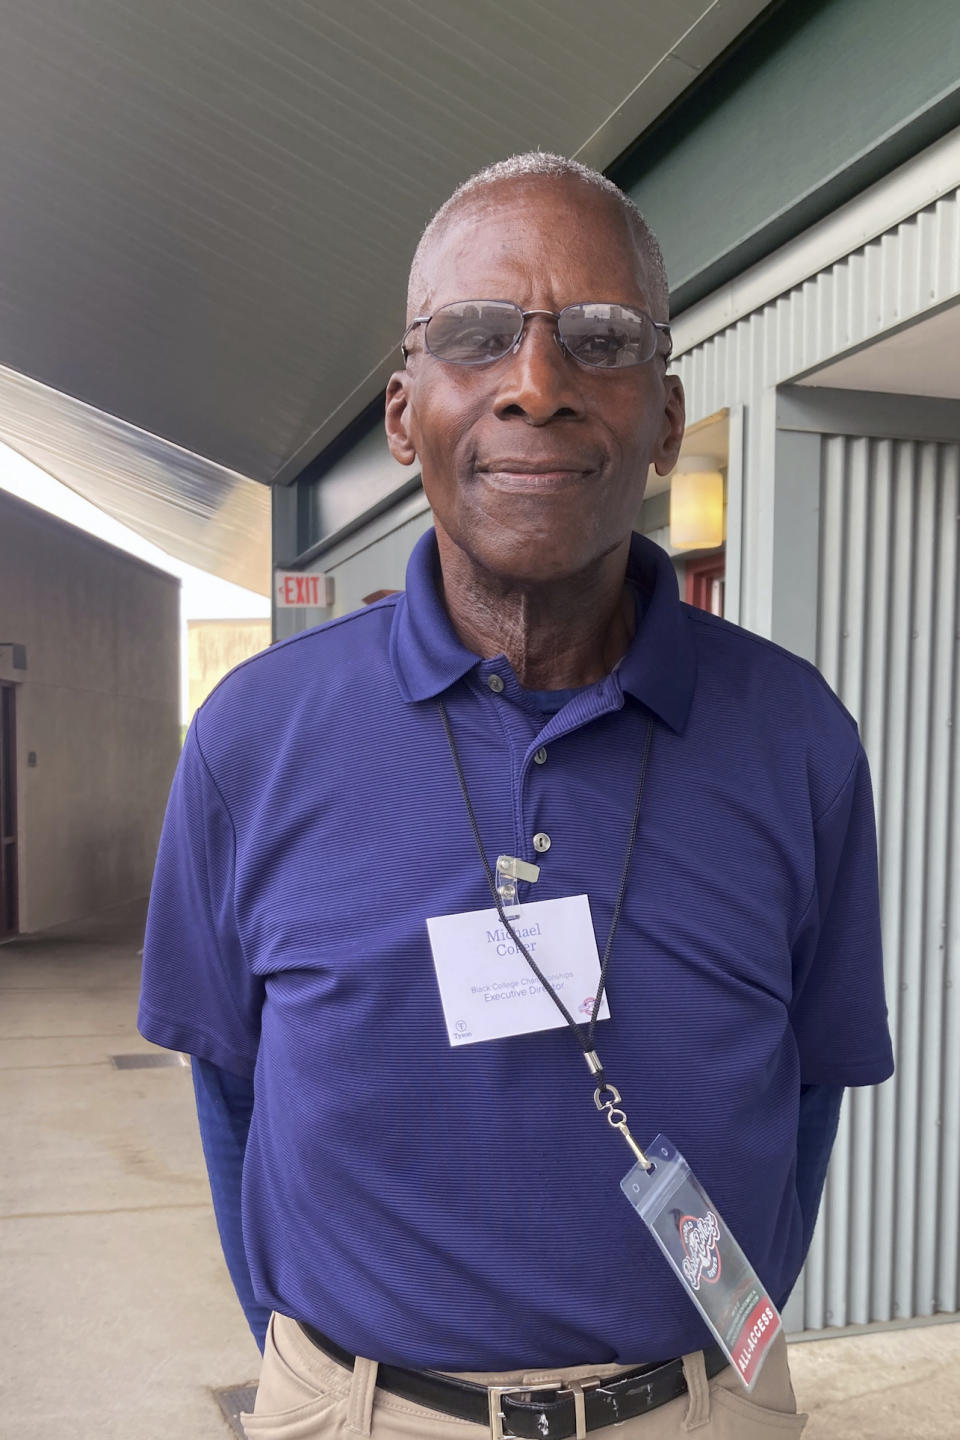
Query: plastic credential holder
621 1135 782 1391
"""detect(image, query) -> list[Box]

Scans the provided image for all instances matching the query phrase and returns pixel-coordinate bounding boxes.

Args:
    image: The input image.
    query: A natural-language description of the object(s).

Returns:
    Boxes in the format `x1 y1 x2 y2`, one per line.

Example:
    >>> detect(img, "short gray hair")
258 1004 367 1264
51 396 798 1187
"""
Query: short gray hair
407 152 668 320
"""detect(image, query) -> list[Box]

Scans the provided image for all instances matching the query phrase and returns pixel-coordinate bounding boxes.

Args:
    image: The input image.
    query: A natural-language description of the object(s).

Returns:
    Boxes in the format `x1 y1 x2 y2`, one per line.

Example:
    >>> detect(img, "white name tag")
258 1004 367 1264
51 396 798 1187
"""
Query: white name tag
425 894 611 1046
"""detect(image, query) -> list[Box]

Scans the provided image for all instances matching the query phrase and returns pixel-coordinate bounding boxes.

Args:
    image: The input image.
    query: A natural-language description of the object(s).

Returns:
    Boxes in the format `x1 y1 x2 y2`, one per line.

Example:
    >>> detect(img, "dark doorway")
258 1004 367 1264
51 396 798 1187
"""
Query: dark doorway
0 683 18 938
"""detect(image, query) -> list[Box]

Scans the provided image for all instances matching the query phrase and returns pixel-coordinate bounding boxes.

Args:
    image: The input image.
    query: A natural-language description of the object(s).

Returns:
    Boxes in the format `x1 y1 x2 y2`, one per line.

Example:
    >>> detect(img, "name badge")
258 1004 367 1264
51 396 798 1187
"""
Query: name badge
426 894 611 1046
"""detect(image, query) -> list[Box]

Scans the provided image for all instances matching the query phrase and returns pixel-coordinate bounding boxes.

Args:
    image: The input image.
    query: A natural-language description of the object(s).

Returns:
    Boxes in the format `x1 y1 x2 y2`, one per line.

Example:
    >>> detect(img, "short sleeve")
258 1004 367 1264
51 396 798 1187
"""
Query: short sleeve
789 744 894 1086
138 717 264 1076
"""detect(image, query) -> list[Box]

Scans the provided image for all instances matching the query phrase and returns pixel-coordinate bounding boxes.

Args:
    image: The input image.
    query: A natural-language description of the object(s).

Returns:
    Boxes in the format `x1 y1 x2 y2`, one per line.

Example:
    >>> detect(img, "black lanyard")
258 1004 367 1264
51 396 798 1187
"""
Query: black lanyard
437 696 654 1105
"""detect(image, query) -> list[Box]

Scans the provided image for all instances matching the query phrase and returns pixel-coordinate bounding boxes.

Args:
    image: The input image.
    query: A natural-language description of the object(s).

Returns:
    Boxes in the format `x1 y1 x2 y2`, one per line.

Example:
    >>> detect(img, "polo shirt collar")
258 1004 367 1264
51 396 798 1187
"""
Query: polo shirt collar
390 528 696 733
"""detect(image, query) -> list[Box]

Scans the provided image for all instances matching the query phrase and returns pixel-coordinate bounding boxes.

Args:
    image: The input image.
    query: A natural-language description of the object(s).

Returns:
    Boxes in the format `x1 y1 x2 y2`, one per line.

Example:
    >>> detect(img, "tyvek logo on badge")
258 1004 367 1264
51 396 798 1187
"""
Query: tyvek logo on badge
679 1211 722 1290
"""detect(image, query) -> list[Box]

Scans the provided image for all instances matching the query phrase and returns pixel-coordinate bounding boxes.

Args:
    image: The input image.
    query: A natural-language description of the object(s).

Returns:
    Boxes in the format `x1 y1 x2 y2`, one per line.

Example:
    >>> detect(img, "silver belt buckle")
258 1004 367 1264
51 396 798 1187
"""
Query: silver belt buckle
567 1377 601 1440
488 1380 560 1440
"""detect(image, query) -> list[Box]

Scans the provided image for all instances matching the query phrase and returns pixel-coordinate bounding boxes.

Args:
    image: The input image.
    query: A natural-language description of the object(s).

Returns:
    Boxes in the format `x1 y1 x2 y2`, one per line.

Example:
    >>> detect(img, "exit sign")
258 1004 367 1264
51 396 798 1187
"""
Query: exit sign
274 571 334 608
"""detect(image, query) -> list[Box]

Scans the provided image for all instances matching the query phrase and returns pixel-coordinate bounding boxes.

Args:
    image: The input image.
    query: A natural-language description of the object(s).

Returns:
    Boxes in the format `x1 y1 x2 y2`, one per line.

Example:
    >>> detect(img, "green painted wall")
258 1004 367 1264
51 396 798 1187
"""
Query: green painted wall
615 0 960 309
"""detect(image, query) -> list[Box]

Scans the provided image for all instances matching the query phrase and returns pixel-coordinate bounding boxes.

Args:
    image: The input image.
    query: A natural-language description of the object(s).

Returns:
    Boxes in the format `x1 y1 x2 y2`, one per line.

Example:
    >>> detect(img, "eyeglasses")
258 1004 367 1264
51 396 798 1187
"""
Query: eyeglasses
401 300 672 370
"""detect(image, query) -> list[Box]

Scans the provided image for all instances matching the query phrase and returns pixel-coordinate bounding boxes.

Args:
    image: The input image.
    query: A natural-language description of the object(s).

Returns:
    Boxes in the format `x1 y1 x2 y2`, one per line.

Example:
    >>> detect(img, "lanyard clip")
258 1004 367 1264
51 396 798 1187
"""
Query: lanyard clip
594 1082 653 1171
495 854 540 905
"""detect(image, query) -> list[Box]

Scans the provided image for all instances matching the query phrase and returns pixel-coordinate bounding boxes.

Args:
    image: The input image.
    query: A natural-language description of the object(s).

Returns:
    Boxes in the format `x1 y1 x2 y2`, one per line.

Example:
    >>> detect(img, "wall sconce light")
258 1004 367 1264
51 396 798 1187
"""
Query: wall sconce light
669 456 724 551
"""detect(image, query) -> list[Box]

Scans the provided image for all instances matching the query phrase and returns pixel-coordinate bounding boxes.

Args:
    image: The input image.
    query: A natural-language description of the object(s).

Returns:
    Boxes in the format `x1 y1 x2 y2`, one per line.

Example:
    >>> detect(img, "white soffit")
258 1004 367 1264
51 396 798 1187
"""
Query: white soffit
797 302 960 401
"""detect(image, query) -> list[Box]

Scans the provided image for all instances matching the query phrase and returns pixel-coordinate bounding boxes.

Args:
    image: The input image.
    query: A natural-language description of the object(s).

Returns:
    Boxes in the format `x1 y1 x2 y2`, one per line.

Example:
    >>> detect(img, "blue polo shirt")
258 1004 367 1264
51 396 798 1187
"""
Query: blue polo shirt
139 529 893 1369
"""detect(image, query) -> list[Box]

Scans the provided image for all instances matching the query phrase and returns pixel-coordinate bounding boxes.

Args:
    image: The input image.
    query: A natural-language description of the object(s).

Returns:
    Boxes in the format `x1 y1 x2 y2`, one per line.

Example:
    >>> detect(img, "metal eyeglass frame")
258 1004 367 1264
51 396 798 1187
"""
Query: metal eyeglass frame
400 300 672 369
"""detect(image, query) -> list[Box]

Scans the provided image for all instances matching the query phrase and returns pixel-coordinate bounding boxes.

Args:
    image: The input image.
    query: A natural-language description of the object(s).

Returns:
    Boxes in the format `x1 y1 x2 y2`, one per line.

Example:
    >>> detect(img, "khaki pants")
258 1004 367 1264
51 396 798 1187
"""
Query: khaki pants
242 1312 807 1439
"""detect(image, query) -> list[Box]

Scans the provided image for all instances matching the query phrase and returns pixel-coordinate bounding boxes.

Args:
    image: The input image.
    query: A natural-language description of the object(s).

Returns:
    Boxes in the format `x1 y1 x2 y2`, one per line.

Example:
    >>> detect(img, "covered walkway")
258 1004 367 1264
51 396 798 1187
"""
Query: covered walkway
1 904 957 1438
0 901 258 1438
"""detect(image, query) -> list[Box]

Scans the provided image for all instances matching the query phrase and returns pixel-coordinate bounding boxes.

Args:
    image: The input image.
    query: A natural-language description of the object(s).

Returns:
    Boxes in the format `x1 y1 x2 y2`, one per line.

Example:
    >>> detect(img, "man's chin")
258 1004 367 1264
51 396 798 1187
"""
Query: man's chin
434 512 629 590
470 539 625 591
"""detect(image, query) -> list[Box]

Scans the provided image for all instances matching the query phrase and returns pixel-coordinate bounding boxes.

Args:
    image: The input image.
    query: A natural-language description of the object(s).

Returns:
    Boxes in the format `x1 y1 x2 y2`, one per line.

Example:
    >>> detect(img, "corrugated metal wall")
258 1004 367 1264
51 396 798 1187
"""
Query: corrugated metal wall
801 434 960 1328
675 183 960 1333
674 185 960 637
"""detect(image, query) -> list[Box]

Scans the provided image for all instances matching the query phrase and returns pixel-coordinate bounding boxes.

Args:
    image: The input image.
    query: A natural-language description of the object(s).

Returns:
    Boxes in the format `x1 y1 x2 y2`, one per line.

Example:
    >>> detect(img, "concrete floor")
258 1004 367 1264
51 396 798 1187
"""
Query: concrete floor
2 901 958 1439
0 900 260 1439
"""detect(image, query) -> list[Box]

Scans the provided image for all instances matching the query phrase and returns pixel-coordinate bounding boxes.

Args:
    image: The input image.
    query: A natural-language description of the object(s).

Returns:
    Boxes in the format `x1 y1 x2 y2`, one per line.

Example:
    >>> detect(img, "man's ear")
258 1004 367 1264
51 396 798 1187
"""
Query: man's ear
651 374 686 477
385 371 418 466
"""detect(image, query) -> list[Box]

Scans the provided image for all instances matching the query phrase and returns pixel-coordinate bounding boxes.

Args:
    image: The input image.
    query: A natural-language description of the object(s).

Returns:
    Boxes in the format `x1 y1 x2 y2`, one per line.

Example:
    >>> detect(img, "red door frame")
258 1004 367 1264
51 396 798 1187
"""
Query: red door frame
684 553 726 616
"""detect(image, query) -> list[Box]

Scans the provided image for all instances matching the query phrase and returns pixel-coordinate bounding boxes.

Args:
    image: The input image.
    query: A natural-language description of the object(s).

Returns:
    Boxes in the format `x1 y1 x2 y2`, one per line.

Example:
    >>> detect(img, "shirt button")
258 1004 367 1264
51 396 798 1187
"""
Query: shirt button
533 832 551 853
487 674 505 694
533 747 548 765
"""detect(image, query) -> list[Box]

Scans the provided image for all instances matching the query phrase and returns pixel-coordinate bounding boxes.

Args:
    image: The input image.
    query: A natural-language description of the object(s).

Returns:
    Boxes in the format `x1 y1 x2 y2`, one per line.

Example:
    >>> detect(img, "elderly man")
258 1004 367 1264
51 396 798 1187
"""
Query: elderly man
139 154 893 1439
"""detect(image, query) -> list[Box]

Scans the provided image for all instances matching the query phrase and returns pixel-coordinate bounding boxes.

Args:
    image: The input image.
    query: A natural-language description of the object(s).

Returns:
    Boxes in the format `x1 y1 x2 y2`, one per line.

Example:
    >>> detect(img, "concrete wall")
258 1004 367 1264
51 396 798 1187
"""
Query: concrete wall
0 490 180 933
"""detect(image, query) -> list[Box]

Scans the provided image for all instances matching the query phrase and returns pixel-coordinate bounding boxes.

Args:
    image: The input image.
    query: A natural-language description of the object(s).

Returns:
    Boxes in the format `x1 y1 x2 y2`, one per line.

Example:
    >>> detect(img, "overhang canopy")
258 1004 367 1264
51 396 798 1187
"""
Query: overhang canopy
0 0 770 584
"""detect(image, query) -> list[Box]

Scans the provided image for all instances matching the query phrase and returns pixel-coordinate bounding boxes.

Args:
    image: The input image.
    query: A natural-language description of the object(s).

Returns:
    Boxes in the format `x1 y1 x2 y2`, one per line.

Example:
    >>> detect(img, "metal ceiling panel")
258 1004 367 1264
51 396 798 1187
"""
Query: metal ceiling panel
0 0 770 505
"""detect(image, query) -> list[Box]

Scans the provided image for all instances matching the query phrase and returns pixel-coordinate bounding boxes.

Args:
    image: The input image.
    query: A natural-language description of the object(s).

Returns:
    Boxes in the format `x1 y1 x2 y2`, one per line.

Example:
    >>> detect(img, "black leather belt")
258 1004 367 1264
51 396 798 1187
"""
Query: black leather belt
300 1321 727 1439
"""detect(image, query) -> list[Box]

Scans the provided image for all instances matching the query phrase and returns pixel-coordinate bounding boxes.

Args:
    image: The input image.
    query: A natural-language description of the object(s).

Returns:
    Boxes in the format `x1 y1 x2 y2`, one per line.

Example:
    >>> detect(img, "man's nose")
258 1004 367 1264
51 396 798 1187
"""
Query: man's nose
492 315 585 425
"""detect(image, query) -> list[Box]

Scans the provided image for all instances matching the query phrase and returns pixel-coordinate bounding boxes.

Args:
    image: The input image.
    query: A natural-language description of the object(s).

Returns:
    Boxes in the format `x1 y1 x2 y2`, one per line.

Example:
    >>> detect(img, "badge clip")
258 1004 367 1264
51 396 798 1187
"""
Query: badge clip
495 854 540 905
594 1081 653 1171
